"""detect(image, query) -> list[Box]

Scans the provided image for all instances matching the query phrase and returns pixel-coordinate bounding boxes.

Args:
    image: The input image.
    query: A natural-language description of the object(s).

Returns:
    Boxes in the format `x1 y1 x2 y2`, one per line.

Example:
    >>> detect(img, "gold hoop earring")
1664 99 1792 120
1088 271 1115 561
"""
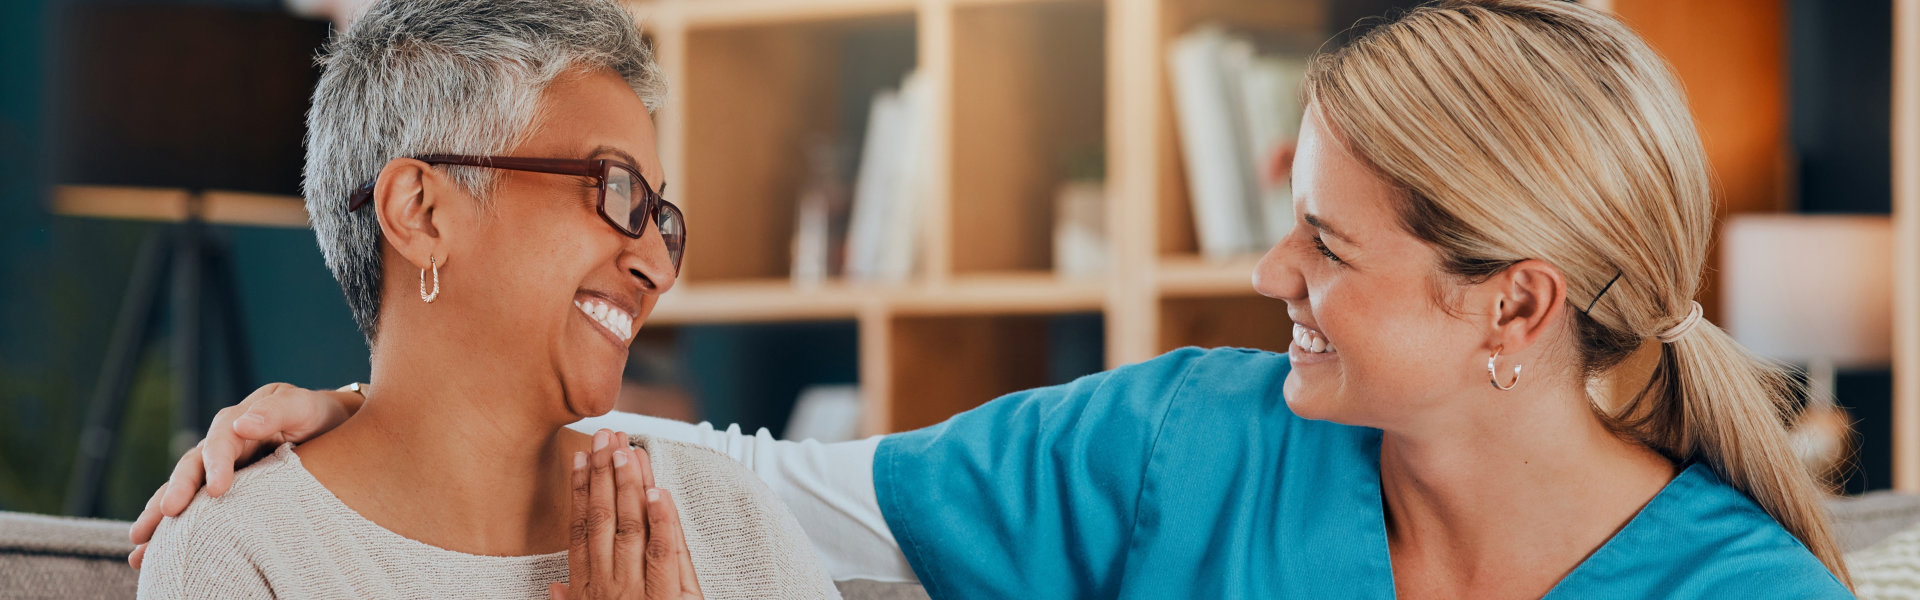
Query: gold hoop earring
420 257 440 303
1488 348 1521 391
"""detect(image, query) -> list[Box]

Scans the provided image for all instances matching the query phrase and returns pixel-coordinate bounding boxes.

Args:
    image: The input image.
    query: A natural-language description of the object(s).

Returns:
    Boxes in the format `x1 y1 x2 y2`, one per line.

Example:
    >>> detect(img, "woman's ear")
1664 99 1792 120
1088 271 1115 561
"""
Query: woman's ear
1485 259 1568 355
370 157 446 271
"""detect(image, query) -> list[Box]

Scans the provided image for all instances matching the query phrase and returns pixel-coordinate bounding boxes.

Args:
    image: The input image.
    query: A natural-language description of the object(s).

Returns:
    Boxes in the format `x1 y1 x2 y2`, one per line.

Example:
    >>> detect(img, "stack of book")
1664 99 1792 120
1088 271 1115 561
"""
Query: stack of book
1167 26 1311 260
843 70 931 284
791 71 931 286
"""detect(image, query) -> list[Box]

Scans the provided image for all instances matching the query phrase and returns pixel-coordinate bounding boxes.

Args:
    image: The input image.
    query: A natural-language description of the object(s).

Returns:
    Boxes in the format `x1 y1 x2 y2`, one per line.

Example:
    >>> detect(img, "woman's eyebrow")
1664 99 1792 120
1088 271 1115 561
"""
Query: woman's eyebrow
585 144 666 191
586 144 640 168
1303 213 1355 244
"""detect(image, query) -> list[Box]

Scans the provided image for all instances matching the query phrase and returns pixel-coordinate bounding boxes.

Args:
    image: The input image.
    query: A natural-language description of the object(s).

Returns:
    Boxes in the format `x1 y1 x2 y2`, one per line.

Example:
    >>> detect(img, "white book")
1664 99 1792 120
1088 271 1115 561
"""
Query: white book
1168 27 1262 259
872 70 929 283
1236 53 1308 246
844 86 905 281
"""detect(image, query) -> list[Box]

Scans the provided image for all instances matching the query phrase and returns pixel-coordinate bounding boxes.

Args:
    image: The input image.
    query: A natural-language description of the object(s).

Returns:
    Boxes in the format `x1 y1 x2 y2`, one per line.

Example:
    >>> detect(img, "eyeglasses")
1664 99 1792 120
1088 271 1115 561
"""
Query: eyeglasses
347 154 685 272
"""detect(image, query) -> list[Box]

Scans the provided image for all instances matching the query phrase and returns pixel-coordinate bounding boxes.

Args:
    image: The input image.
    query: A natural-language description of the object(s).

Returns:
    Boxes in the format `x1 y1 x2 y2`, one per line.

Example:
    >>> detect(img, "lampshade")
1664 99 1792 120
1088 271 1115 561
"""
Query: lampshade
1722 214 1894 368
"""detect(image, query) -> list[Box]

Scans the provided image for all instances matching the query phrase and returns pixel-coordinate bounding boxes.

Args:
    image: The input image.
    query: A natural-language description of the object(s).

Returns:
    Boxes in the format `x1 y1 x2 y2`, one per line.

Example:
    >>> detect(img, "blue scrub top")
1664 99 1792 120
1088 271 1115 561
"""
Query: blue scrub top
873 347 1851 599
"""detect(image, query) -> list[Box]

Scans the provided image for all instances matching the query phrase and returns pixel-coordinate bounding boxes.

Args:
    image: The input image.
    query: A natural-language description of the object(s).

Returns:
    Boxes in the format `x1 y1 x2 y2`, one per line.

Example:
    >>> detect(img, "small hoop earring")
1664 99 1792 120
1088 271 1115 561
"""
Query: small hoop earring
1488 348 1521 391
420 257 440 303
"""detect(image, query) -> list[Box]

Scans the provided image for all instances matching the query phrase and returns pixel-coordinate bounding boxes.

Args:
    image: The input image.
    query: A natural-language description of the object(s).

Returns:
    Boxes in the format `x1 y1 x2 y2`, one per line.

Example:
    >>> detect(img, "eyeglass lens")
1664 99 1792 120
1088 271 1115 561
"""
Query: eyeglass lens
605 165 685 271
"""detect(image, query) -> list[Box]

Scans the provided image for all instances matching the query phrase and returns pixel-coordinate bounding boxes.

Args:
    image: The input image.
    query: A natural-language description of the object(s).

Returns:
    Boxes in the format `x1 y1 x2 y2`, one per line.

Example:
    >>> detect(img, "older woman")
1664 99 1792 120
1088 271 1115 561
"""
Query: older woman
133 0 838 598
139 0 1853 597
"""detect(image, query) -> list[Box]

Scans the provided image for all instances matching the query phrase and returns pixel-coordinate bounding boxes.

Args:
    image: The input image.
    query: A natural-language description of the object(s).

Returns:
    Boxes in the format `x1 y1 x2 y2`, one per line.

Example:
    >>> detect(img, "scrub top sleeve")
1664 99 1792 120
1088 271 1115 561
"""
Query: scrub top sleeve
873 347 1209 600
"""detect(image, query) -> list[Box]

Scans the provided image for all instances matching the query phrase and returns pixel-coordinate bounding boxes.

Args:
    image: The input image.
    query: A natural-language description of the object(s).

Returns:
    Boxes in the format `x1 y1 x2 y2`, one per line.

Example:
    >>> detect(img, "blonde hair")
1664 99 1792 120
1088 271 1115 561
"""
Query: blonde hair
1304 0 1852 586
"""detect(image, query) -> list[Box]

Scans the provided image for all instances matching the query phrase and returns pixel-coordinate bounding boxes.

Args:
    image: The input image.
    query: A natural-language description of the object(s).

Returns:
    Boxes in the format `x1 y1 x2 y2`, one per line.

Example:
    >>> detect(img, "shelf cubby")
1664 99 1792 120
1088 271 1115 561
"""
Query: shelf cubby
876 311 1102 433
676 13 918 284
1157 295 1291 355
947 0 1106 276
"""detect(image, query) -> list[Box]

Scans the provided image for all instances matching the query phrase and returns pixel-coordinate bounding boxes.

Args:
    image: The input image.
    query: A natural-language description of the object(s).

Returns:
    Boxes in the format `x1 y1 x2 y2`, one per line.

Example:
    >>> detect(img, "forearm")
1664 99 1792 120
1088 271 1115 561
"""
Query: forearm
568 412 915 583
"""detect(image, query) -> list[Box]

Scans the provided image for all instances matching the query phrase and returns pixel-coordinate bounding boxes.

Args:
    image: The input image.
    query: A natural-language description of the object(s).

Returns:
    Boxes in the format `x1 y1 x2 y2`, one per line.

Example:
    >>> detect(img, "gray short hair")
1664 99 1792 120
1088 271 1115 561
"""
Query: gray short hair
304 0 666 345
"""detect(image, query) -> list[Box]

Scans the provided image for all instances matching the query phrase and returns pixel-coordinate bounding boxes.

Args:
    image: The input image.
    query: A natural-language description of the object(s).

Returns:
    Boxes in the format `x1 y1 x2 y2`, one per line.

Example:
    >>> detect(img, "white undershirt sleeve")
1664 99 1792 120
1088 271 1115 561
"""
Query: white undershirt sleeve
568 412 916 583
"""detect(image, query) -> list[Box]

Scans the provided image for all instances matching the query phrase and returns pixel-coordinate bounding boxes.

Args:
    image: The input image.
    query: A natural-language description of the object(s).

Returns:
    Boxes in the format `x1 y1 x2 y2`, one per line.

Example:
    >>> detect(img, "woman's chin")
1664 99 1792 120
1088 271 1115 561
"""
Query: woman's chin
1281 373 1343 423
560 379 623 419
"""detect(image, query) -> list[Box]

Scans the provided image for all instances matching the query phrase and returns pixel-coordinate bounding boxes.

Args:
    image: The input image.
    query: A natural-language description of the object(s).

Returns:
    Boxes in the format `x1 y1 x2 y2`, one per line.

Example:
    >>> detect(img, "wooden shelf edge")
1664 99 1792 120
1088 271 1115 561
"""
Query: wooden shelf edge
647 280 873 324
892 273 1107 316
949 0 1099 9
1154 254 1263 297
51 185 309 228
647 273 1109 324
633 0 919 29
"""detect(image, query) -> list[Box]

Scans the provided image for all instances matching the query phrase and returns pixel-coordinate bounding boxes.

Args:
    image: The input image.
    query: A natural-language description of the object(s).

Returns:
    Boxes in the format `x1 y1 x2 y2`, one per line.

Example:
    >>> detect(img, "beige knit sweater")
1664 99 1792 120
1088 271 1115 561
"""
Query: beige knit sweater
138 435 840 599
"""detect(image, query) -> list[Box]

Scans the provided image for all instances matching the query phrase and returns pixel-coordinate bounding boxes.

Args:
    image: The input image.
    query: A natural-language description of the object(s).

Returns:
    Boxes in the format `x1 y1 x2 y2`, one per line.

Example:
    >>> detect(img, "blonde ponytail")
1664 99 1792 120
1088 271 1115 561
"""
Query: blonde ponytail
1639 320 1852 584
1305 0 1852 586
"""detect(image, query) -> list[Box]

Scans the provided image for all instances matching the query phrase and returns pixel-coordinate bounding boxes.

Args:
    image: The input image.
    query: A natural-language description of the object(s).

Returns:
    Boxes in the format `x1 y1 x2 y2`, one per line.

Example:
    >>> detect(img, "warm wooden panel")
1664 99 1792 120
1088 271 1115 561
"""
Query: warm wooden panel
1893 0 1920 491
1156 255 1259 297
1159 0 1327 36
886 314 1053 431
681 16 916 283
673 0 919 27
1157 294 1291 355
1103 0 1166 366
1608 0 1789 321
683 24 842 281
949 0 1106 274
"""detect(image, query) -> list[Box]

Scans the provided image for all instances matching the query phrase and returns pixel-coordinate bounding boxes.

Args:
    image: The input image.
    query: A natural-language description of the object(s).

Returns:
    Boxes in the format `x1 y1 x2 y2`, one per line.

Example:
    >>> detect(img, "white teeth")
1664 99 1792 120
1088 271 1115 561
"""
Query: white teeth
1292 323 1336 354
576 298 635 343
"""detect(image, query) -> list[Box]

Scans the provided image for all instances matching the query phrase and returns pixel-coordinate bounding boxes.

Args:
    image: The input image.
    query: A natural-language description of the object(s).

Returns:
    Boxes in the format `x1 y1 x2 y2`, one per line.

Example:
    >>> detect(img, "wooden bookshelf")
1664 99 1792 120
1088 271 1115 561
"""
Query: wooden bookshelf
628 0 1326 435
630 0 1919 445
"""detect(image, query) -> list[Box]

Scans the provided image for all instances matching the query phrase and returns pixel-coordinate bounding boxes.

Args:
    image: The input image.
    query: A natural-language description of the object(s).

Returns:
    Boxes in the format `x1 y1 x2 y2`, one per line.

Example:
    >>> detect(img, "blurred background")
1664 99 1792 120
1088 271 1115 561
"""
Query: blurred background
0 0 1913 522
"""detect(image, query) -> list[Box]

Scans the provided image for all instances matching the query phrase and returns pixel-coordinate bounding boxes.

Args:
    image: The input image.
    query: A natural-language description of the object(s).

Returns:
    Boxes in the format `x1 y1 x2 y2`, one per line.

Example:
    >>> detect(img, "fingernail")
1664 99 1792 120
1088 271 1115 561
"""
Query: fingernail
593 430 609 451
573 452 586 470
613 450 628 467
235 414 264 428
647 488 660 502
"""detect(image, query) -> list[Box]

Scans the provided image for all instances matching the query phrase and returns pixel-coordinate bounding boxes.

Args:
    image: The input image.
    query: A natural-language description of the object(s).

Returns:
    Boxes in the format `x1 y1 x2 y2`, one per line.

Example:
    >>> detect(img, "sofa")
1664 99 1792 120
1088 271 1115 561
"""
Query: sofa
10 494 1920 599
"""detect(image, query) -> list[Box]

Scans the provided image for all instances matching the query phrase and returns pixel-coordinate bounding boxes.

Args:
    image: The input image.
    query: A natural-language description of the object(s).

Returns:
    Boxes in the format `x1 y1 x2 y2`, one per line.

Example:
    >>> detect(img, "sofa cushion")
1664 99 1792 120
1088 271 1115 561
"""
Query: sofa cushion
1830 491 1920 553
0 511 138 599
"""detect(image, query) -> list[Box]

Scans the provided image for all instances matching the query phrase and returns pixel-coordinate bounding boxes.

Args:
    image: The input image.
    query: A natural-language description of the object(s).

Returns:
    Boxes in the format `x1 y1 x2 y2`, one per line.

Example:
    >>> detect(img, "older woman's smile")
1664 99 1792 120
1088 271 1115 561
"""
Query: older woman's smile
574 292 637 345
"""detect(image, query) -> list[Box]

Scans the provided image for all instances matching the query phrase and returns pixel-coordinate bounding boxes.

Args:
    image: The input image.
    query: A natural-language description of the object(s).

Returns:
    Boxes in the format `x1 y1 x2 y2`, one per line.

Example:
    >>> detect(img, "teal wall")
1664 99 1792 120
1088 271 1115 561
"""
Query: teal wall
0 0 371 516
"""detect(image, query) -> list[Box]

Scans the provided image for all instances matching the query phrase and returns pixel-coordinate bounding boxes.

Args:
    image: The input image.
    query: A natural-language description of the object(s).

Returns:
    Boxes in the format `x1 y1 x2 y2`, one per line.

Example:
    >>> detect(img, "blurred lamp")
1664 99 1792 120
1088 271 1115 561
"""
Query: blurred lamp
1722 214 1893 482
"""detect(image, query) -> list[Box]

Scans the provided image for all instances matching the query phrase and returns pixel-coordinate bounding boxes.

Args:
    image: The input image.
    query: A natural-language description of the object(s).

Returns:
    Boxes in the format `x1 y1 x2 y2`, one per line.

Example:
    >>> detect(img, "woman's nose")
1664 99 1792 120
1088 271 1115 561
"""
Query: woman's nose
1252 236 1305 301
621 223 678 295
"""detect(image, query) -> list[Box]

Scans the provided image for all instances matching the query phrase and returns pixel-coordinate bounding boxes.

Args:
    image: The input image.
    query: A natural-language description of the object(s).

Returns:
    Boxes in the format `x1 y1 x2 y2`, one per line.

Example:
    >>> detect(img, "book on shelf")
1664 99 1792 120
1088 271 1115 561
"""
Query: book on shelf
1167 26 1311 260
843 70 930 284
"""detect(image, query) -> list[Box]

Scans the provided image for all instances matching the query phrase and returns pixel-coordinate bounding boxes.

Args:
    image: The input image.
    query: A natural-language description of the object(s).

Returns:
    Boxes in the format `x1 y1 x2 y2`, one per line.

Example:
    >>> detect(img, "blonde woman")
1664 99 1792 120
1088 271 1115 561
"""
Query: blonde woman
133 0 1853 597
